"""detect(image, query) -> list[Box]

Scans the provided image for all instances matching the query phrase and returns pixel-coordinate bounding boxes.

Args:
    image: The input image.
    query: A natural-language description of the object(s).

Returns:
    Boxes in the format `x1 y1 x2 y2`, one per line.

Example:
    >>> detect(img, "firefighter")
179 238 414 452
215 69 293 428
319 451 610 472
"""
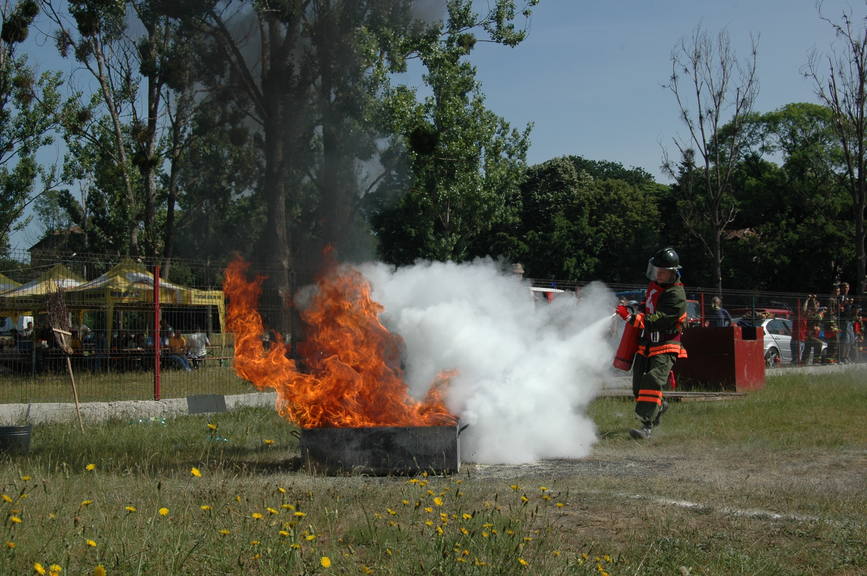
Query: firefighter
615 247 688 439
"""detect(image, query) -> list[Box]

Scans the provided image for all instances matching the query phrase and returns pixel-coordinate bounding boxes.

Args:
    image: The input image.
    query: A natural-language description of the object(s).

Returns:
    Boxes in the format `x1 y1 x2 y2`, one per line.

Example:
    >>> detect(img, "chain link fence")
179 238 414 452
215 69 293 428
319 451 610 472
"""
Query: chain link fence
1 248 864 404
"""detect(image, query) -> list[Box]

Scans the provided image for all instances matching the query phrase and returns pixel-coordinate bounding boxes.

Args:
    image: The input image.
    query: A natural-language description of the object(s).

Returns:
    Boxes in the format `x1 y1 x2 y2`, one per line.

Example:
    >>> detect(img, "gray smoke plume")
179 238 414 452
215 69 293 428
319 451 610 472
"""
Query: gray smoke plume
361 259 618 464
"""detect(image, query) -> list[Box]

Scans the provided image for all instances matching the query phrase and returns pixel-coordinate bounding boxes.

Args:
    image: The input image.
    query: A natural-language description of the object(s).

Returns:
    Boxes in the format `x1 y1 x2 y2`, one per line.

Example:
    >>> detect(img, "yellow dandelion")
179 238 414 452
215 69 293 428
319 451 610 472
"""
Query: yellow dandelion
278 530 290 537
481 532 489 538
249 540 260 546
305 533 316 541
124 506 137 513
277 487 287 494
85 464 96 471
207 423 218 430
266 507 279 515
460 527 469 535
158 508 169 516
251 512 263 519
386 508 397 515
424 520 433 526
34 563 46 575
320 556 332 568
281 503 295 510
48 513 56 520
401 499 409 505
200 505 211 511
435 526 444 535
538 486 549 492
263 439 274 446
552 550 561 557
9 516 22 524
385 548 392 556
290 543 301 550
518 558 529 566
20 476 31 481
190 467 202 477
234 495 241 503
218 529 231 535
423 507 433 513
5 541 14 548
92 566 106 576
603 554 612 563
510 484 520 491
360 566 374 574
86 539 97 548
433 496 443 506
1 494 12 503
49 565 62 573
462 513 472 520
293 511 306 517
80 500 93 507
520 495 528 503
506 529 515 536
556 502 565 508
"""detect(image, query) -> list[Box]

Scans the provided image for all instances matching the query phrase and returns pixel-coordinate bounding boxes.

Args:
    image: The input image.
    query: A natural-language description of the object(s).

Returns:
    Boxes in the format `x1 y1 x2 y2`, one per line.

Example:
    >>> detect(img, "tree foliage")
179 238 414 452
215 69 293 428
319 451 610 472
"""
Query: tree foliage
0 0 63 252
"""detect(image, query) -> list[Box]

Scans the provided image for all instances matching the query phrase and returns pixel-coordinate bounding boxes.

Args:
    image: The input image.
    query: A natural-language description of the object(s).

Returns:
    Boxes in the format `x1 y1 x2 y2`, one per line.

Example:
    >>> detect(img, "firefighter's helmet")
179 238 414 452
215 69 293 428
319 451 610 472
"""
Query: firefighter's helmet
646 247 681 283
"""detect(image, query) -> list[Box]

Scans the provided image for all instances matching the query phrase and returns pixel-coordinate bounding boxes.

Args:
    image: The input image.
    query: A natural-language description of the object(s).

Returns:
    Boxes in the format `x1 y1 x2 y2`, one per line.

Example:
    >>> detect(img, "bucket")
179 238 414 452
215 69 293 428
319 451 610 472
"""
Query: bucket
0 425 32 455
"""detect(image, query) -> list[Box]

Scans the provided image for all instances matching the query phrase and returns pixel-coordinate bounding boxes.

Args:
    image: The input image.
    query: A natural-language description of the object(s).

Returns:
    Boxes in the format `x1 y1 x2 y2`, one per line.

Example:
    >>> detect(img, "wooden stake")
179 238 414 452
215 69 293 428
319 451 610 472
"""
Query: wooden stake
53 328 84 431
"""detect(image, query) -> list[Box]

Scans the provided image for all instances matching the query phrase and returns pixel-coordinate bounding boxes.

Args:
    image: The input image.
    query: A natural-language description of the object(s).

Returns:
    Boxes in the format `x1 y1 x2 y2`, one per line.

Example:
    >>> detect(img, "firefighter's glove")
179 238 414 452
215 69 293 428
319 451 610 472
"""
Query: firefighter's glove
615 305 630 320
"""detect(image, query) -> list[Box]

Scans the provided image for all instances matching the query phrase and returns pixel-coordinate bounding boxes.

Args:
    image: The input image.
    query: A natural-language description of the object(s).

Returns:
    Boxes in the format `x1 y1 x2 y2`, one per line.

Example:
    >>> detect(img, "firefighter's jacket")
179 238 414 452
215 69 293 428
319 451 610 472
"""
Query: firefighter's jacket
628 281 688 358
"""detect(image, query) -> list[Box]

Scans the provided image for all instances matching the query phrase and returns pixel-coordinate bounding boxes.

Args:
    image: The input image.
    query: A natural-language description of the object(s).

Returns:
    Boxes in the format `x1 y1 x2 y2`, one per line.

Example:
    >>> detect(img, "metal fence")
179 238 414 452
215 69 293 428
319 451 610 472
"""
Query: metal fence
1 249 864 405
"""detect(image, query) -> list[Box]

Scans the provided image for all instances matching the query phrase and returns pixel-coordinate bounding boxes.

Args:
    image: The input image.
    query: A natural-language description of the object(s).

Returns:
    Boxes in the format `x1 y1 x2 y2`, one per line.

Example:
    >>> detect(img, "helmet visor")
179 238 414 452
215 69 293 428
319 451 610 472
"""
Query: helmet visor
646 259 679 283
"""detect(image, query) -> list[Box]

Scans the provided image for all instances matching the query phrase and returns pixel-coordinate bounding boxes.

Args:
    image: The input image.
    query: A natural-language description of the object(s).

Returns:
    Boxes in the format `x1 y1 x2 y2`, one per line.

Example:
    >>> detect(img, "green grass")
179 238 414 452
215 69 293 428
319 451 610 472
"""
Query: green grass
0 373 864 575
0 364 253 404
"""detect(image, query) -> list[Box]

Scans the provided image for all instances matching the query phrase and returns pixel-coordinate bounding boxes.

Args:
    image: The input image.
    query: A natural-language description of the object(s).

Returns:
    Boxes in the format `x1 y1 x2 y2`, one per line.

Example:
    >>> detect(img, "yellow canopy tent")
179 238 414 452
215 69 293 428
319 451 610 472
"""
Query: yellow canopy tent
66 260 226 349
0 272 20 294
0 264 85 311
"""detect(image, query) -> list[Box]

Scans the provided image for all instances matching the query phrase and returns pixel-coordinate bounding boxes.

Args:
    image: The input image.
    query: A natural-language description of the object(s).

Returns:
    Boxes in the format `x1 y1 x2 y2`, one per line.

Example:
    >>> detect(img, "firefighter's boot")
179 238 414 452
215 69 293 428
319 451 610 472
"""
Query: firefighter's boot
652 400 669 427
629 422 653 440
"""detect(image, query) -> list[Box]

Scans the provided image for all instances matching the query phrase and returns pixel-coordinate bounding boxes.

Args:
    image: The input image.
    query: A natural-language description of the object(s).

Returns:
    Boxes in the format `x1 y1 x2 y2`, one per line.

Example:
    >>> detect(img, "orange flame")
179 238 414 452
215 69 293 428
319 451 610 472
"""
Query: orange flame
224 258 456 428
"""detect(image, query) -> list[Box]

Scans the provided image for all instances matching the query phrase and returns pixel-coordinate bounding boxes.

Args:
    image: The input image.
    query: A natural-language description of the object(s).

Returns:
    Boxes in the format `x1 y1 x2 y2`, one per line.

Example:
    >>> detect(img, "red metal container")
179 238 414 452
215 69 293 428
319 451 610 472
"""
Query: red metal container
677 326 765 392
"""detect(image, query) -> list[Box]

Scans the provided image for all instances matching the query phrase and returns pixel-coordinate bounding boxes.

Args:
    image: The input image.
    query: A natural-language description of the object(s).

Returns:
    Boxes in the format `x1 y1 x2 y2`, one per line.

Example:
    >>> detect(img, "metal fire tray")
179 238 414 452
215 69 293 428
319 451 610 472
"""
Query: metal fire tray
299 424 460 475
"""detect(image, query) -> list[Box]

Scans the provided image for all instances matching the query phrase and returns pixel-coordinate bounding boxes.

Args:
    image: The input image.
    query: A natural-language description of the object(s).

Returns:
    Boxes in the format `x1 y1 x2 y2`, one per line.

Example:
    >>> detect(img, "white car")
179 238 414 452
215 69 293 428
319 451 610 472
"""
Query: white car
758 317 827 367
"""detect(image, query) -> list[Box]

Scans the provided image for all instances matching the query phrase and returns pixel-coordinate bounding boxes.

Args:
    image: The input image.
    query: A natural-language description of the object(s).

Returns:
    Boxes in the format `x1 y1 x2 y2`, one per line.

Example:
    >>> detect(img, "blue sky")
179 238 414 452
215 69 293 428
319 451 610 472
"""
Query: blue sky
12 0 862 251
464 0 859 177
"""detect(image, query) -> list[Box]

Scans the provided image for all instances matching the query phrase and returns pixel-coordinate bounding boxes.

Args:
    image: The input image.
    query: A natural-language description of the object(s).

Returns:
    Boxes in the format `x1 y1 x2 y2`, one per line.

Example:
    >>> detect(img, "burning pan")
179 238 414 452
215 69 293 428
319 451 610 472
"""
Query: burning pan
299 424 462 476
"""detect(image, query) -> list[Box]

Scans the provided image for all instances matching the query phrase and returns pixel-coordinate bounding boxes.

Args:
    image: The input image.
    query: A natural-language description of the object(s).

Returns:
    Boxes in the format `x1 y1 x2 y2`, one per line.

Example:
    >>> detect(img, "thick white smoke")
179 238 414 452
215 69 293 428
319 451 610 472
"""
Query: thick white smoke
360 259 618 464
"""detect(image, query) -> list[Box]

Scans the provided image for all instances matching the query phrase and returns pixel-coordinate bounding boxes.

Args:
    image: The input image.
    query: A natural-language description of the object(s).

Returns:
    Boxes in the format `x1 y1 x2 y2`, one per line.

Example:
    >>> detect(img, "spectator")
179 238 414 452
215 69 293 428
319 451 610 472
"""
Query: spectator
803 295 824 364
824 285 841 362
792 307 808 365
838 282 855 363
185 330 210 368
707 296 732 327
166 330 191 371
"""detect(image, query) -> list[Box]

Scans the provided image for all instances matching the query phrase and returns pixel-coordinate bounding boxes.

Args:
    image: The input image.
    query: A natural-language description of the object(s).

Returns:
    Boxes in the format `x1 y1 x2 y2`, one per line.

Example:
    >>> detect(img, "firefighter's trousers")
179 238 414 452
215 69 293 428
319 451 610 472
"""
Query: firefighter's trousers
631 352 675 425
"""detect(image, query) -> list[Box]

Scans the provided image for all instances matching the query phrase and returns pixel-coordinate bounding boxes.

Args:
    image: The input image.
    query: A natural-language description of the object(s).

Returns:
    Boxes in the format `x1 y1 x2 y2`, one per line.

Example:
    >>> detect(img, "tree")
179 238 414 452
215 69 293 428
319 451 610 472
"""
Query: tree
0 0 63 252
664 26 759 294
517 156 661 283
806 3 867 294
369 0 534 265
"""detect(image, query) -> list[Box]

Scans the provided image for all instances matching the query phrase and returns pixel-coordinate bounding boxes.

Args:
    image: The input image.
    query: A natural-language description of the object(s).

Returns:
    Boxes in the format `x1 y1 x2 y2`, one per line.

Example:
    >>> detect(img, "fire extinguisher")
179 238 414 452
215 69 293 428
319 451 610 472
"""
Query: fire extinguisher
613 321 640 371
613 300 640 371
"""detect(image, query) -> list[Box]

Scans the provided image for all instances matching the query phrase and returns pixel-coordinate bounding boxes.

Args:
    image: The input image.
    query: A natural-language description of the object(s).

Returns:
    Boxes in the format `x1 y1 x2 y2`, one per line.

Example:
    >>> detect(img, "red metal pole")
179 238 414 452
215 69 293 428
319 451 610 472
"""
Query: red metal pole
700 291 705 326
153 265 161 401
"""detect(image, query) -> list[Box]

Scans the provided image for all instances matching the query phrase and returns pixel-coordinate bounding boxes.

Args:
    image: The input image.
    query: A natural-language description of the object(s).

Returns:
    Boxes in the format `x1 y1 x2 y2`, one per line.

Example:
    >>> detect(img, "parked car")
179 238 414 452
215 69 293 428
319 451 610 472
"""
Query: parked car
744 317 827 367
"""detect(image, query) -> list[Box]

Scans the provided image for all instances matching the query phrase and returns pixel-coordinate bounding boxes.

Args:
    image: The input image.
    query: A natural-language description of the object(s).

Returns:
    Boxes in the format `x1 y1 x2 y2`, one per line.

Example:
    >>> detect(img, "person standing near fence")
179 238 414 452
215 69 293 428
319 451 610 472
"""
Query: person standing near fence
707 296 732 327
838 282 855 363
